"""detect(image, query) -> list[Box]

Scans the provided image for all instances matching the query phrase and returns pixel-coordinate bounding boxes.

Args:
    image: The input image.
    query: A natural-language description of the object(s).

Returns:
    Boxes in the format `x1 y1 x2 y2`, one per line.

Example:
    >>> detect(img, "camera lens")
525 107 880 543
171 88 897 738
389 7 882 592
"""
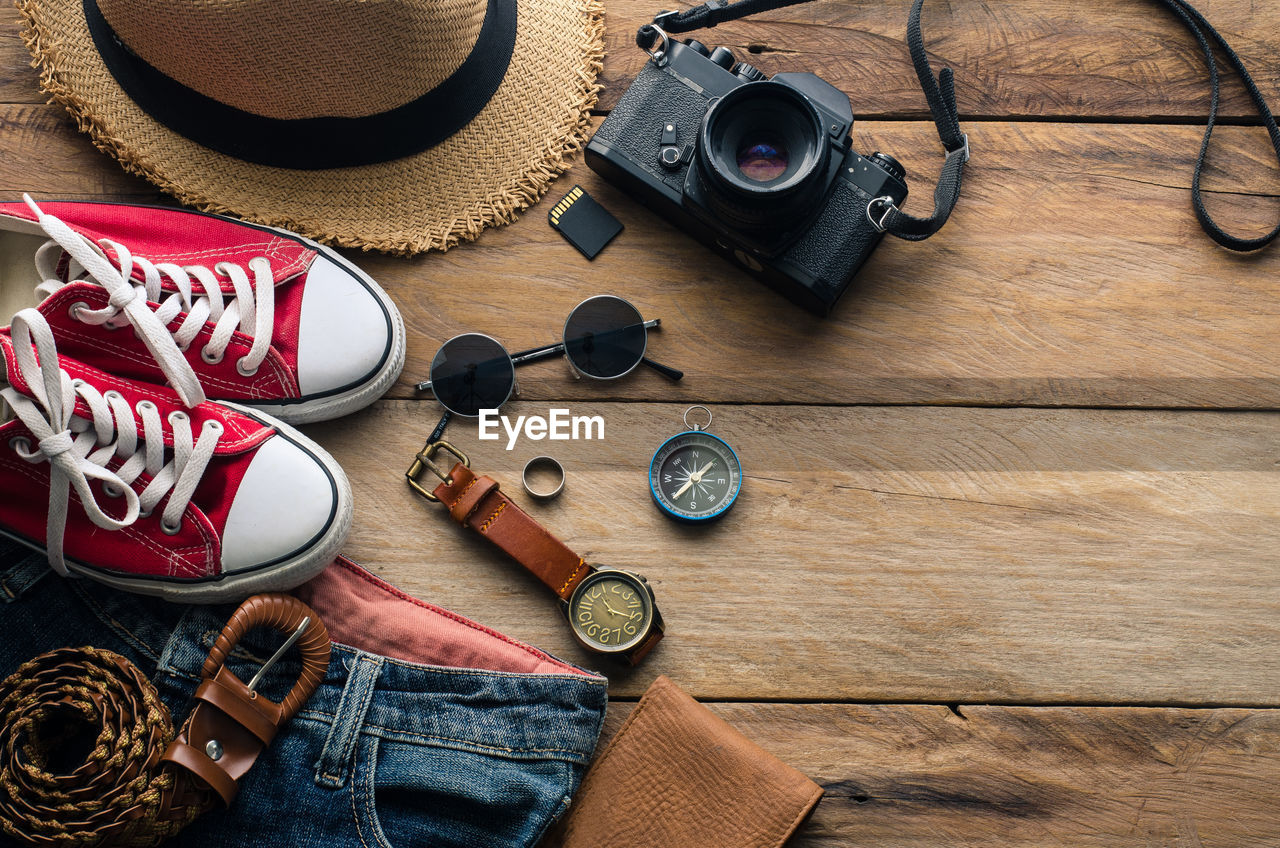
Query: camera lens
562 295 647 379
697 81 830 230
736 137 789 182
429 333 515 417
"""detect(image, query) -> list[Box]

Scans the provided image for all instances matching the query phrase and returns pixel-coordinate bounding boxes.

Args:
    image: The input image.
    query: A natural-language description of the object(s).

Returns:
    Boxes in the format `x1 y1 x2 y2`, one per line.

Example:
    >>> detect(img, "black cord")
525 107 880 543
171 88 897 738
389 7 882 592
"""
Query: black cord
1155 0 1280 251
637 0 1280 251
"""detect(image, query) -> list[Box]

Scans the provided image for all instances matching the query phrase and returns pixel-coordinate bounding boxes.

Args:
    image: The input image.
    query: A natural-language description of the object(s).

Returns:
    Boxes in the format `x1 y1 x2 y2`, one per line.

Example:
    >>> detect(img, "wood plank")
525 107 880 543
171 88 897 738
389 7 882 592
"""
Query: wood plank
0 104 166 199
3 110 1277 409
597 0 1280 120
307 400 1280 704
4 2 1280 122
0 21 36 106
591 702 1280 847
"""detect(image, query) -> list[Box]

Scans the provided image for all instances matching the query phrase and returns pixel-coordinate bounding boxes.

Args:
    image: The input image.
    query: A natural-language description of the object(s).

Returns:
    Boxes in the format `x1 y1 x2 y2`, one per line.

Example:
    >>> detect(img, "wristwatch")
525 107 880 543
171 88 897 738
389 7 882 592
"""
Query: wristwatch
406 441 665 665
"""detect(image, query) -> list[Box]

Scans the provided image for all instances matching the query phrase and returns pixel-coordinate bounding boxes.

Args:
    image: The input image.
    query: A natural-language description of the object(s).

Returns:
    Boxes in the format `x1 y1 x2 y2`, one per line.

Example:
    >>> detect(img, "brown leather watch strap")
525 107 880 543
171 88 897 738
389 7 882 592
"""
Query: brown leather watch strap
433 462 592 600
627 628 663 666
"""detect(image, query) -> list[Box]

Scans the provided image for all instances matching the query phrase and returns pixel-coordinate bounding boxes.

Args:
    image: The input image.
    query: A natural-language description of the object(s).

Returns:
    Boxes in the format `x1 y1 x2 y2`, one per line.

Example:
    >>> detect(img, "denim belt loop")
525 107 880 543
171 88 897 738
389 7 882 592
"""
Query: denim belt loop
0 554 48 603
314 651 384 789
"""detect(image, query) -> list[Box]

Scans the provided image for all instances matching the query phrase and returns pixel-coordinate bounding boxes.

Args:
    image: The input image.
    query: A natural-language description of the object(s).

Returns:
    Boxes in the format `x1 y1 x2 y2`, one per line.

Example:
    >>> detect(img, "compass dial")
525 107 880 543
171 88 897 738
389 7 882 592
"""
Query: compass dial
649 432 742 522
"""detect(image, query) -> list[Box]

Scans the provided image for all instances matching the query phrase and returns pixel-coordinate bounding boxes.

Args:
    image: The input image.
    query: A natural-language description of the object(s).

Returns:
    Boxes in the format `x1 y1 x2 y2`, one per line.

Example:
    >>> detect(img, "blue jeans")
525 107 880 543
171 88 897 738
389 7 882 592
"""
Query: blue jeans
0 539 608 847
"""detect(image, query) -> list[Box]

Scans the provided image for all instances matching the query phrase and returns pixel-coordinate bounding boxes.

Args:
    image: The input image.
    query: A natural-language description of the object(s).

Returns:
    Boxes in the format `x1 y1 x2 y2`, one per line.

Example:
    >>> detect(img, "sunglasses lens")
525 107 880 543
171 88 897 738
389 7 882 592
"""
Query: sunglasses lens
563 296 646 379
429 334 514 417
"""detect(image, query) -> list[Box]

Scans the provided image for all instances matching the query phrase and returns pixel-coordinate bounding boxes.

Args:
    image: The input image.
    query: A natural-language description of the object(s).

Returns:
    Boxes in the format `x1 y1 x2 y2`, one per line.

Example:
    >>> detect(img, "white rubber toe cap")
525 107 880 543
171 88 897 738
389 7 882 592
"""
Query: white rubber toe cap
220 434 338 573
295 256 393 396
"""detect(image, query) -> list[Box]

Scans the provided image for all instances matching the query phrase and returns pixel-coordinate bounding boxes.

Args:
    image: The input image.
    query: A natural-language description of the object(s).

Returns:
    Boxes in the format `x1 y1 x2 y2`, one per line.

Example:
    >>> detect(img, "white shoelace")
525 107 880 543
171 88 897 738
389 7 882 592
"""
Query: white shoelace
1 309 223 576
23 194 278 409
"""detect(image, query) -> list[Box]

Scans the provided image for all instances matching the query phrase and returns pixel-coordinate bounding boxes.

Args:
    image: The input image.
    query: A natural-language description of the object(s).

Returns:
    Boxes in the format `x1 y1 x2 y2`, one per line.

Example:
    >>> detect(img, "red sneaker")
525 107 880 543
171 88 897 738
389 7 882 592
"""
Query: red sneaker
0 309 352 602
0 196 405 424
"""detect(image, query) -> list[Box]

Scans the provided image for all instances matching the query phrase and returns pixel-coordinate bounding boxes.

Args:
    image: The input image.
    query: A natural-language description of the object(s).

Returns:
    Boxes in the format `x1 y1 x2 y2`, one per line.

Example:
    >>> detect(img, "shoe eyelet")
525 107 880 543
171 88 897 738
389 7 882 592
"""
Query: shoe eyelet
68 301 88 321
70 378 85 389
103 390 123 402
167 410 189 426
102 482 123 498
160 517 182 535
204 420 224 435
201 346 224 365
136 400 156 415
8 436 31 455
138 507 153 519
235 357 259 377
249 256 271 272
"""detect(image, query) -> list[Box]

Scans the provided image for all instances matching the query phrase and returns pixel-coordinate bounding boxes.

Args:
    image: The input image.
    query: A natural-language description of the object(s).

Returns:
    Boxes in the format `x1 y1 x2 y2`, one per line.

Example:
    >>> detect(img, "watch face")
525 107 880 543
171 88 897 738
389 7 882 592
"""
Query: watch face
567 571 654 653
649 431 742 522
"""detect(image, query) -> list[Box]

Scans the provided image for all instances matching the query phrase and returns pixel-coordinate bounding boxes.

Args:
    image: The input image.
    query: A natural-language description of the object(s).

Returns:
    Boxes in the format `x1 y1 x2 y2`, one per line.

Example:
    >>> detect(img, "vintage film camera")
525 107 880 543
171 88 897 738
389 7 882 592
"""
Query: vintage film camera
586 29 909 314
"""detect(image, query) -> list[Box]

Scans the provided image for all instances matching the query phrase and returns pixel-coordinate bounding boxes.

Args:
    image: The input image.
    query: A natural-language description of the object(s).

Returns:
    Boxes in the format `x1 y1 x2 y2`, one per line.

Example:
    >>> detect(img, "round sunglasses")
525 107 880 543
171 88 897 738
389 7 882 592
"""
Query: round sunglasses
416 295 683 419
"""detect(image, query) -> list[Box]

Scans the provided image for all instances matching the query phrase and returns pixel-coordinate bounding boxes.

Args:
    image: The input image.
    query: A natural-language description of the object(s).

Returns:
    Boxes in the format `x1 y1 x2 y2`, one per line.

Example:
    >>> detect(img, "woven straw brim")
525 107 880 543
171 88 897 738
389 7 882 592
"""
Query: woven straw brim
18 0 604 255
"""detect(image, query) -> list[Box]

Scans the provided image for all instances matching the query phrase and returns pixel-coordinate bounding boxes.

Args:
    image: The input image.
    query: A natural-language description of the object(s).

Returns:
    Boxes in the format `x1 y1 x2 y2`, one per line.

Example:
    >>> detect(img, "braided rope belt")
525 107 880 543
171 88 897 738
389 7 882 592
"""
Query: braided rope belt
0 594 330 847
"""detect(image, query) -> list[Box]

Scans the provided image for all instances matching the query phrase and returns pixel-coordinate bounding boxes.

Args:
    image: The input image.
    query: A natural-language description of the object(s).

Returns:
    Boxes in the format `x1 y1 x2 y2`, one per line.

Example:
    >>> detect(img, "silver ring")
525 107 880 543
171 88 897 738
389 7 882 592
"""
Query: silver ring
522 456 566 501
683 405 712 432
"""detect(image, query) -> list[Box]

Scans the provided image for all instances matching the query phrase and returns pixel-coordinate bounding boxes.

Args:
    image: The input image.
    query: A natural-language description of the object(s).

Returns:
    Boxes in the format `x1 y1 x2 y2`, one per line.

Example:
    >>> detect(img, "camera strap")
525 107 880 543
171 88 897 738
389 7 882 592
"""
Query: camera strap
637 0 1280 252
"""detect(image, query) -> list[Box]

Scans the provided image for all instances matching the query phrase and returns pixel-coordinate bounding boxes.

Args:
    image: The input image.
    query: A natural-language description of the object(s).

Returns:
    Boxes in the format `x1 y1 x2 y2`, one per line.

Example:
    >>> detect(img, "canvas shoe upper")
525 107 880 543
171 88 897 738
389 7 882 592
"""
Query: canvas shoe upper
0 308 352 602
0 196 405 424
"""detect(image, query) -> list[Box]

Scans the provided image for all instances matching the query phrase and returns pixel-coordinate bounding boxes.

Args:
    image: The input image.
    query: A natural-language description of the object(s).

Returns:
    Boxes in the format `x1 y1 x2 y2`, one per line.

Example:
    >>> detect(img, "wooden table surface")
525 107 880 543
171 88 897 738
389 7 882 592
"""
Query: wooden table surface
4 1 1280 844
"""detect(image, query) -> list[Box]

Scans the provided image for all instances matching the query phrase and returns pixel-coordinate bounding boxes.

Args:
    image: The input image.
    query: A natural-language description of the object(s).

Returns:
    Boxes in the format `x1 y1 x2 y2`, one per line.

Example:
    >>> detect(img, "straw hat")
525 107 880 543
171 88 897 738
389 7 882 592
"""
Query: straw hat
18 0 604 254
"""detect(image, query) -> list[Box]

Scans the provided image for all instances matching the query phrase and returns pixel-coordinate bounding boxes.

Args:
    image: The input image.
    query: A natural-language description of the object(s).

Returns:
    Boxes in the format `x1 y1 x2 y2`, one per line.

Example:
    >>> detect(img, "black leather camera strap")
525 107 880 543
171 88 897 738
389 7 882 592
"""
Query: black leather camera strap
638 0 1280 252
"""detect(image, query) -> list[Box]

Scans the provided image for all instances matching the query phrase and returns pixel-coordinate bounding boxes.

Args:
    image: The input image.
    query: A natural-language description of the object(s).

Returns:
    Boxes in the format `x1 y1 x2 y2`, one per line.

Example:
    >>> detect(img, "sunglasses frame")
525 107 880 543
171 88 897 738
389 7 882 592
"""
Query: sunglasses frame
560 294 651 381
417 295 681 419
425 331 519 418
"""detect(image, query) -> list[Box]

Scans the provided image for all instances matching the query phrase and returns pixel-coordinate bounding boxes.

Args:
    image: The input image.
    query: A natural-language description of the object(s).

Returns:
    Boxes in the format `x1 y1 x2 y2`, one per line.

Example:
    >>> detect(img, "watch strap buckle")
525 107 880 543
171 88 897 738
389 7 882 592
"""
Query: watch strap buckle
405 439 470 502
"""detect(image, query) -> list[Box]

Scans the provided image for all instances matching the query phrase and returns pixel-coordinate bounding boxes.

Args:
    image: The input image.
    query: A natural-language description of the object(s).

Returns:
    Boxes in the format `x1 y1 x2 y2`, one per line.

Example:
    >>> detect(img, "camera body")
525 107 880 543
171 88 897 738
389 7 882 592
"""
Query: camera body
586 37 908 314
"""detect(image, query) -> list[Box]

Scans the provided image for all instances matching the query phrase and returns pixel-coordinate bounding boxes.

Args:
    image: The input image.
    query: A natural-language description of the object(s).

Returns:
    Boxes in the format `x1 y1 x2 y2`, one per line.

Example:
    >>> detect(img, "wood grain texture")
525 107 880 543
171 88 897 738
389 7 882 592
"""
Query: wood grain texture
306 401 1280 703
592 702 1280 847
3 1 1280 835
7 108 1275 408
370 118 1280 409
597 0 1280 119
3 1 1280 121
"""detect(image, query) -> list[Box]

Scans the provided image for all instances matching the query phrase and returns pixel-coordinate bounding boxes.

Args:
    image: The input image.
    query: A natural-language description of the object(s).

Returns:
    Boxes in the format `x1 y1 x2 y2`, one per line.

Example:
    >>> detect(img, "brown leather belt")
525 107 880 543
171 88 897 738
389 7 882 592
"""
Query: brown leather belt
0 593 330 847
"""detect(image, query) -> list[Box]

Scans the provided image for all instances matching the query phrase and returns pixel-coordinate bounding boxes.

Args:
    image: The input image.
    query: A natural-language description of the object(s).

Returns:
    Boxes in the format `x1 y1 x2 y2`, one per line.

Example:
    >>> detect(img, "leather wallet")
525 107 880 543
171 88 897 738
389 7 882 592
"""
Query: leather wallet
544 675 823 848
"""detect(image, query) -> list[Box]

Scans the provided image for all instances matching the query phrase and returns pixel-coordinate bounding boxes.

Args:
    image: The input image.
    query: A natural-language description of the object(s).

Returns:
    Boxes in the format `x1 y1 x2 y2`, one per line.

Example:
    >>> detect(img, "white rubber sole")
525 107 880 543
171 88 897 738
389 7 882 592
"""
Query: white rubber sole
53 404 353 603
4 214 405 426
240 235 406 425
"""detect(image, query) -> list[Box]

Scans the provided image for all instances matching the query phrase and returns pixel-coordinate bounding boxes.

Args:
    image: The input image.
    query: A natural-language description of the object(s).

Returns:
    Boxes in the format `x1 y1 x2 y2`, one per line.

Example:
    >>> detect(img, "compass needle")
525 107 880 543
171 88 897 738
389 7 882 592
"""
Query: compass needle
650 407 742 523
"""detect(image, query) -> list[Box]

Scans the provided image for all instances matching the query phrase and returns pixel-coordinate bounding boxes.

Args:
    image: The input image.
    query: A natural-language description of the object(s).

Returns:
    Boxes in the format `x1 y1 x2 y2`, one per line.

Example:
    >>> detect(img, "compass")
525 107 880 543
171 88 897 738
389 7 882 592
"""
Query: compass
649 406 742 523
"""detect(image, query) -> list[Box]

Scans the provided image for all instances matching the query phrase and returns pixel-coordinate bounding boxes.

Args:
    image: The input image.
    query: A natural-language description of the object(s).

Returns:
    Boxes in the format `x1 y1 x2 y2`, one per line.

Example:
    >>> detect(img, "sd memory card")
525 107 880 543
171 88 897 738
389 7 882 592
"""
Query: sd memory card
548 185 623 260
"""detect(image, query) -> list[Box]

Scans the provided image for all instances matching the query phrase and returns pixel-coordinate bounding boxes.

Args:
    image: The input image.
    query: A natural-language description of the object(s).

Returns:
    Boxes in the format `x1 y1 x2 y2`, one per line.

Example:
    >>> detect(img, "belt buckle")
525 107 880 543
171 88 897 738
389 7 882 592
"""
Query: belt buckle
405 439 470 502
162 594 331 807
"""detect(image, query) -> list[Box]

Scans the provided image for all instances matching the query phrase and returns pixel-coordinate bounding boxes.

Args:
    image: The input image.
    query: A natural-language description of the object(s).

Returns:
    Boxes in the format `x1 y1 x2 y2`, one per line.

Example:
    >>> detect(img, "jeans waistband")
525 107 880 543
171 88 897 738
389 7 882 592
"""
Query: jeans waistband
70 555 608 767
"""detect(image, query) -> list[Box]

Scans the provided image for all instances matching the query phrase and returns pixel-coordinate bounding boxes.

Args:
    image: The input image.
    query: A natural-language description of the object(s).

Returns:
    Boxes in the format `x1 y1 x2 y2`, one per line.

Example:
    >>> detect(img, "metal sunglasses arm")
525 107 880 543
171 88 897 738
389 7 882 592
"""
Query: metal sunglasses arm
642 357 683 381
416 318 669 390
509 342 567 366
